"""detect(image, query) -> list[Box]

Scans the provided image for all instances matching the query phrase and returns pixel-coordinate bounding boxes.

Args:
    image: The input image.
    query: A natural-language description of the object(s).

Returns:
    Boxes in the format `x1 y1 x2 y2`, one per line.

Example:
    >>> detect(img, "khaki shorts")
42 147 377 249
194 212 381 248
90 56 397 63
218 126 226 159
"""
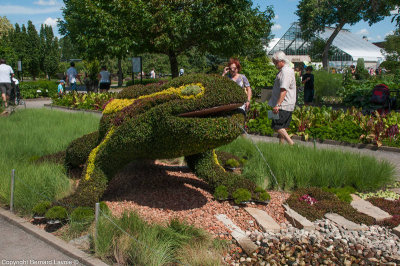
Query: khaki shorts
0 83 12 95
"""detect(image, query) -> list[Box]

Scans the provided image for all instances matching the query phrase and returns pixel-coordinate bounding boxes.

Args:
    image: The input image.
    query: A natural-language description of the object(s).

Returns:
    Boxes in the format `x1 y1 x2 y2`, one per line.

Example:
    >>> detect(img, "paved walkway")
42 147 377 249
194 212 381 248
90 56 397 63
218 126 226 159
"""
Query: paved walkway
246 134 400 181
0 216 78 264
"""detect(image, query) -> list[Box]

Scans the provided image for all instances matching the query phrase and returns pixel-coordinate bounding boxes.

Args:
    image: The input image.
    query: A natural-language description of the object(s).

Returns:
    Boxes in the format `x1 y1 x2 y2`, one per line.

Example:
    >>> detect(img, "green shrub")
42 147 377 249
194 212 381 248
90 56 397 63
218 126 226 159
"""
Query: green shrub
45 206 68 220
20 80 58 99
232 188 252 204
313 70 342 102
322 186 355 203
65 131 99 170
213 185 229 200
225 158 240 168
254 186 271 202
32 201 52 216
240 55 278 97
125 78 166 87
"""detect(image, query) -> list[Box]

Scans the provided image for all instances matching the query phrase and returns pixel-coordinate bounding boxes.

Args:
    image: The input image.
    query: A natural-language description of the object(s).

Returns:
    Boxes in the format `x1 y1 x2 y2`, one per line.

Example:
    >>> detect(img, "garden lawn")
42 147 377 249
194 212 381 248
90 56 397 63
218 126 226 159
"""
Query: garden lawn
0 109 100 213
218 137 395 191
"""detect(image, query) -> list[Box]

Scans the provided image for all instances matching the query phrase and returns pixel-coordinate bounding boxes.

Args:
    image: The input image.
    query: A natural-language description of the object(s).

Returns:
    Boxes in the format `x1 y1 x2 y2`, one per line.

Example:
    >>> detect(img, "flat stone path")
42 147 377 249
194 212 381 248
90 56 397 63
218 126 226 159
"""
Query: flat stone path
245 207 280 232
325 213 365 231
246 135 400 181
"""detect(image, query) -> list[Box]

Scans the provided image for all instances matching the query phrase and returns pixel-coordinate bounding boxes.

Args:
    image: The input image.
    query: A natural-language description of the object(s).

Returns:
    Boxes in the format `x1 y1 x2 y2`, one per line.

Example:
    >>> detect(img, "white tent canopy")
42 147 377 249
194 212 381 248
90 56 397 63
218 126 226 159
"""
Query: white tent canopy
318 28 384 62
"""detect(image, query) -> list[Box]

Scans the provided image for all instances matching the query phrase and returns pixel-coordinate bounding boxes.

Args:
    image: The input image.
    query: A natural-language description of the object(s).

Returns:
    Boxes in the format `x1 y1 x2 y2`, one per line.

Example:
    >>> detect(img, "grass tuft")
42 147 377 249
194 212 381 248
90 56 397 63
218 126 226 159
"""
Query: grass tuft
218 137 395 191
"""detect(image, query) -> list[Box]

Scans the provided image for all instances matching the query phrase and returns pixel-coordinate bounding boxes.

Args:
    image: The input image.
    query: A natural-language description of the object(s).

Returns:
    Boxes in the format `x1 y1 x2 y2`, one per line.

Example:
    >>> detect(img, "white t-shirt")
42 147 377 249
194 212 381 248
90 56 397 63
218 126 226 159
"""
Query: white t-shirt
99 70 110 83
268 65 296 111
67 67 78 83
0 64 14 83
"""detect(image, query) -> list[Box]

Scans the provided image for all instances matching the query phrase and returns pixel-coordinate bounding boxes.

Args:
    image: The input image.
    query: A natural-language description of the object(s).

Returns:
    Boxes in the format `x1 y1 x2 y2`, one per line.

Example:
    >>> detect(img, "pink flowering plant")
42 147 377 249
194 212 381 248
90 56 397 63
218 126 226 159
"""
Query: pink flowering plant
299 194 317 205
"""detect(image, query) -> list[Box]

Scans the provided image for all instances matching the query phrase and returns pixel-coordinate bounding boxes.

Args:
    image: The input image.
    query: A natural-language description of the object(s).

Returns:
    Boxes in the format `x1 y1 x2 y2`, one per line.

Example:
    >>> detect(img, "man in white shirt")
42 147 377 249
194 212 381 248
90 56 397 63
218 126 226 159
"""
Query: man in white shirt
269 51 296 145
0 59 14 108
66 62 81 92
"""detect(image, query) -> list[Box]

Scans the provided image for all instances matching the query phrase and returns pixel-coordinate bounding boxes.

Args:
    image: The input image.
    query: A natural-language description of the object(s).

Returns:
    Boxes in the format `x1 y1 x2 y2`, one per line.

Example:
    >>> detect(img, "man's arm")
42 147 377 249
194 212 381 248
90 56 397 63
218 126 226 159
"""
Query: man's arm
272 88 287 114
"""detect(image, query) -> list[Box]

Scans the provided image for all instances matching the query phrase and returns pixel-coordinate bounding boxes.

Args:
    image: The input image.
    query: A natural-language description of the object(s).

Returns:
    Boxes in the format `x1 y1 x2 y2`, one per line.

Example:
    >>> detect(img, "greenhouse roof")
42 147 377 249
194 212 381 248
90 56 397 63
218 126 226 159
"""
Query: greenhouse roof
269 23 385 62
319 28 384 62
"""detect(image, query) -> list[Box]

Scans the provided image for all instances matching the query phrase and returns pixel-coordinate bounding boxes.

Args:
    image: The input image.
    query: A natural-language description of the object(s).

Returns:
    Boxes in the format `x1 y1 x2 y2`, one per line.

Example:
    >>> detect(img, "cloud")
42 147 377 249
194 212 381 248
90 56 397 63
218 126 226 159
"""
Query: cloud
385 31 394 36
44 17 57 27
34 0 57 6
0 5 61 15
376 35 382 40
271 24 282 31
274 15 279 20
266 38 280 52
356 28 369 35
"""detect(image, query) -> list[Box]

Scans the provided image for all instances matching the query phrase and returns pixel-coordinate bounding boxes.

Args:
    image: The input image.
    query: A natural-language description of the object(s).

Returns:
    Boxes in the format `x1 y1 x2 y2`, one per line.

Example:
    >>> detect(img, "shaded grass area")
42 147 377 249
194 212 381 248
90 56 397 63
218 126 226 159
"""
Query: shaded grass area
96 209 228 265
217 137 395 192
0 109 100 213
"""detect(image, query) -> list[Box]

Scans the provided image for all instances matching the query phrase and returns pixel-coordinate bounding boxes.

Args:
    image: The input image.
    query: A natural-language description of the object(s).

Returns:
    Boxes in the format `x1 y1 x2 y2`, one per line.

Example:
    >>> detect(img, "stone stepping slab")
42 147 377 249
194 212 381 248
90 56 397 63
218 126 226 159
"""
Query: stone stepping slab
244 207 280 232
283 204 315 230
325 213 366 231
350 195 392 222
393 225 400 238
215 214 258 256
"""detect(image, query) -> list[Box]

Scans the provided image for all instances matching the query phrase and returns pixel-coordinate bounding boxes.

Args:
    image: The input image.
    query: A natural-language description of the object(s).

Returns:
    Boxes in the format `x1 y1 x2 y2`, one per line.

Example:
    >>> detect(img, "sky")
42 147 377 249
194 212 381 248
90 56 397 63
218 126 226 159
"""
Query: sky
0 0 398 48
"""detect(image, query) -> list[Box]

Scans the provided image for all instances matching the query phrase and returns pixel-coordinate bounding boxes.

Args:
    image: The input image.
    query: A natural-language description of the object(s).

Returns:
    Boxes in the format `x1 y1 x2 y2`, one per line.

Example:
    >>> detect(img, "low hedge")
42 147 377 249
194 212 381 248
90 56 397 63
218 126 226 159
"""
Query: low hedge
65 131 99 170
286 187 375 225
20 80 58 98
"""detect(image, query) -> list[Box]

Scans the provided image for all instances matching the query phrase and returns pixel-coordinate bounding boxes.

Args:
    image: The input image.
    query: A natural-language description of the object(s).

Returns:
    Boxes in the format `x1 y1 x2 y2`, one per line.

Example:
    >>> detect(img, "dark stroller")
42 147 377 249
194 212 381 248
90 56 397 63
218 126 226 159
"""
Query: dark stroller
369 84 396 115
10 77 24 106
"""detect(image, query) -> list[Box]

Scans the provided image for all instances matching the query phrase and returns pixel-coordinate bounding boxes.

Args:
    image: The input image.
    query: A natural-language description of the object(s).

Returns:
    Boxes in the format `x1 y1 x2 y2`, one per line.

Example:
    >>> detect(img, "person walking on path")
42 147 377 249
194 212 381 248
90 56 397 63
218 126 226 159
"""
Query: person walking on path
0 59 14 109
98 66 111 92
269 51 296 145
66 62 81 92
301 66 314 105
222 58 252 114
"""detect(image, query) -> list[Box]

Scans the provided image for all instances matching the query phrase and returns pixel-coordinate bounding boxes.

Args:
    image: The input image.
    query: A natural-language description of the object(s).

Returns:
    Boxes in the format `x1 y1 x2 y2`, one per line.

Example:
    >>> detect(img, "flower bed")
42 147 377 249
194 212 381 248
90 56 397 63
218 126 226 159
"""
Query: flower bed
247 103 400 148
52 92 116 111
367 198 400 228
286 187 375 225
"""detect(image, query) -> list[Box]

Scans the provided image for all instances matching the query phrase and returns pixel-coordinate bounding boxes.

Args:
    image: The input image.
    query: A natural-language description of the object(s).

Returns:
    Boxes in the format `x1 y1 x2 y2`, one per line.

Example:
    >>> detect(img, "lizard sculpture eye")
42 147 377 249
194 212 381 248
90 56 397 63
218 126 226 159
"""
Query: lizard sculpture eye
181 84 203 96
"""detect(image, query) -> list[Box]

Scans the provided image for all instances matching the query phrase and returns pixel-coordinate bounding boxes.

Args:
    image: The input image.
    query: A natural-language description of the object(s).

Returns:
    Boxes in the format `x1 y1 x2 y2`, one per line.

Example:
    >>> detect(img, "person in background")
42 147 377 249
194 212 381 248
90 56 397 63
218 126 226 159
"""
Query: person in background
0 59 14 109
179 68 184 76
150 68 156 79
222 58 252 114
269 51 296 145
302 66 314 105
58 80 65 97
98 66 111 92
66 62 82 92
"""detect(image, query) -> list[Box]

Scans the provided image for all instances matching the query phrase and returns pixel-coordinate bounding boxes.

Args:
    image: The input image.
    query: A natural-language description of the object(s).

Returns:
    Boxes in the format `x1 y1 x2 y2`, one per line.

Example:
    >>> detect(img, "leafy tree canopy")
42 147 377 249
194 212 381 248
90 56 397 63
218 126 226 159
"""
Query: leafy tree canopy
59 0 274 78
0 16 13 39
296 0 397 68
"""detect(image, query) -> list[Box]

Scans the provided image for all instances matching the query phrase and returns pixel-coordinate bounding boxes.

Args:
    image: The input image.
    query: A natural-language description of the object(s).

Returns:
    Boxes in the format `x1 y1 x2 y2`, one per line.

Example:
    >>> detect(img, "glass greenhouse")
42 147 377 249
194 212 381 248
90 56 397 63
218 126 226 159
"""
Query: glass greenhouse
268 23 384 68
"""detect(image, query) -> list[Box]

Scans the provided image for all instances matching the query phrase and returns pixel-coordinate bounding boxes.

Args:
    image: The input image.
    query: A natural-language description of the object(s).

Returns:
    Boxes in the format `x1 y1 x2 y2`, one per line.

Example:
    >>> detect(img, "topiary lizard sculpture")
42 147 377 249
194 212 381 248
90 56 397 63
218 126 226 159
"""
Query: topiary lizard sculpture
56 74 268 209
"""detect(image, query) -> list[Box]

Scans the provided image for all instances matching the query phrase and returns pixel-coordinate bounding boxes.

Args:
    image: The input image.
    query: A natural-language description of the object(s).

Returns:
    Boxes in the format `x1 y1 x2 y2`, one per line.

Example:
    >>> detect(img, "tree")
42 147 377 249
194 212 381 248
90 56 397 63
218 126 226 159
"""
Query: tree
25 21 40 79
0 16 12 39
308 38 339 62
39 25 60 78
59 0 274 78
384 29 400 62
296 0 397 69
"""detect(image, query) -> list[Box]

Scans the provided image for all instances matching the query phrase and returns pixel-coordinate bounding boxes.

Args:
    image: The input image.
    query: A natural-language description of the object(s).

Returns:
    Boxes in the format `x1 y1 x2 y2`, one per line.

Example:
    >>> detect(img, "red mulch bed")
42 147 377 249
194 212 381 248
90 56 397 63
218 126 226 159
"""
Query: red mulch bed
102 160 290 237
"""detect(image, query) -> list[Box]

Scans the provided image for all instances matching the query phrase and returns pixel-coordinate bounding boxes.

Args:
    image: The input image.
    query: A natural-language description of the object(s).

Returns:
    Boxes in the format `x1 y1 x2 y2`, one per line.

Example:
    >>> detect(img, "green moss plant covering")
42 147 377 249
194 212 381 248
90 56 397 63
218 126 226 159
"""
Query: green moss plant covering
213 185 229 201
286 187 375 225
32 201 52 216
42 74 263 210
45 206 68 221
232 188 252 204
322 186 356 203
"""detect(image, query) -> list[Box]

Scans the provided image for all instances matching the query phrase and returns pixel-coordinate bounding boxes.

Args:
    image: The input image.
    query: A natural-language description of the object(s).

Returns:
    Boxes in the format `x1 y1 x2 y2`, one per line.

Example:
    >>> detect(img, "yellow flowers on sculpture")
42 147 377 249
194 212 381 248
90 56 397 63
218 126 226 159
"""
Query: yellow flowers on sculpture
103 83 206 115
